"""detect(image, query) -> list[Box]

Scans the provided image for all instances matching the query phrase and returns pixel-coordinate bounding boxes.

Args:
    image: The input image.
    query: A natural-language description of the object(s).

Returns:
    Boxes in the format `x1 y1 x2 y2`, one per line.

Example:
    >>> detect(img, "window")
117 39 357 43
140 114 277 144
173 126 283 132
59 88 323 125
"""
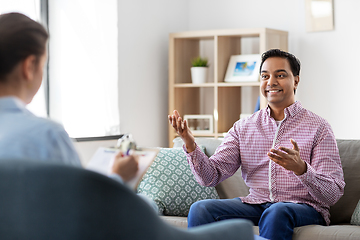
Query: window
1 0 120 139
48 0 120 138
0 0 47 118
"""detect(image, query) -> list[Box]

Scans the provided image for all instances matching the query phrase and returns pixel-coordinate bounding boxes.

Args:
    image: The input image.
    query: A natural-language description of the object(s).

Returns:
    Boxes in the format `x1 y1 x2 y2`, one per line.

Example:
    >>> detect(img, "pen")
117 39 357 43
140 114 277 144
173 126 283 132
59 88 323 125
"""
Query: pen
117 134 136 156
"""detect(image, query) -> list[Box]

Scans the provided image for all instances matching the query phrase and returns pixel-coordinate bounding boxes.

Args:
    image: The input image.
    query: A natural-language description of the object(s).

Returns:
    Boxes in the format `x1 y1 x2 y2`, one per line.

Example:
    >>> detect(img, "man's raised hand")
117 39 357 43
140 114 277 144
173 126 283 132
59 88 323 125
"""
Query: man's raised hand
168 110 196 153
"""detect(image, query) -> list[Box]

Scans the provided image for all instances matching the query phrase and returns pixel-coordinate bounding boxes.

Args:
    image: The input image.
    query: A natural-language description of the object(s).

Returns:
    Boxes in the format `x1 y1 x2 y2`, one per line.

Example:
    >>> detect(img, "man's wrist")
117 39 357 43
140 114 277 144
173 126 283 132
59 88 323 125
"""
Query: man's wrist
185 142 196 153
295 161 307 176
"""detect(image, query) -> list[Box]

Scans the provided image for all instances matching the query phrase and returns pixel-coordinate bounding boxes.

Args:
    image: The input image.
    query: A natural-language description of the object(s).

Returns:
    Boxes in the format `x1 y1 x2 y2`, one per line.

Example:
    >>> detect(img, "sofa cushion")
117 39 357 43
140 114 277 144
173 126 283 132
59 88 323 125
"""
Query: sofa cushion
291 225 360 240
351 200 360 225
173 137 249 199
216 168 249 199
172 137 223 157
137 147 219 217
330 140 360 224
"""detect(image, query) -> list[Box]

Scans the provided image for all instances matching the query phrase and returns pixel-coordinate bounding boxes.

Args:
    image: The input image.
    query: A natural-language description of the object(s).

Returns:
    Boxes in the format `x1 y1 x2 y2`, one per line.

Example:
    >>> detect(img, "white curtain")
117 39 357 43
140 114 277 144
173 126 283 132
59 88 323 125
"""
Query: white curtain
0 0 47 118
48 0 120 138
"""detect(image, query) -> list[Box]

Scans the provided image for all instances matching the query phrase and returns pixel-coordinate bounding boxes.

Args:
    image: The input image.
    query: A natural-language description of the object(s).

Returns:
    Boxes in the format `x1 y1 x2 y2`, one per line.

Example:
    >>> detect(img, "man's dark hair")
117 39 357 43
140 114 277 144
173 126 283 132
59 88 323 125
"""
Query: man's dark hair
0 12 49 81
259 49 301 77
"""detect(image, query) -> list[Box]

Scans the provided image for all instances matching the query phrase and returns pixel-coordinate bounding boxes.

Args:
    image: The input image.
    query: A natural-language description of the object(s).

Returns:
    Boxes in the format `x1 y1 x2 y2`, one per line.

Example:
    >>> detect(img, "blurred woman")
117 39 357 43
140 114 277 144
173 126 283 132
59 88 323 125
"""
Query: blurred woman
0 12 138 183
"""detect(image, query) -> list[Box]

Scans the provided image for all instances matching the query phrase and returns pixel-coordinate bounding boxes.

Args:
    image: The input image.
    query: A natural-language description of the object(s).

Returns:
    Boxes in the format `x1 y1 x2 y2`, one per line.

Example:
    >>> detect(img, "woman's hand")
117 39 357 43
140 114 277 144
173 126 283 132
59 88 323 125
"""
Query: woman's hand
111 152 139 182
168 110 196 153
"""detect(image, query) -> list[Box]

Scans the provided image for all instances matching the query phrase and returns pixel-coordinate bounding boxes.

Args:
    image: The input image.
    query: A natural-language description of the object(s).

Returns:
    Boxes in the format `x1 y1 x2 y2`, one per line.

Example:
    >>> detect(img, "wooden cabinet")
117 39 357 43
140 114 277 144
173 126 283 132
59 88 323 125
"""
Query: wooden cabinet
168 28 288 146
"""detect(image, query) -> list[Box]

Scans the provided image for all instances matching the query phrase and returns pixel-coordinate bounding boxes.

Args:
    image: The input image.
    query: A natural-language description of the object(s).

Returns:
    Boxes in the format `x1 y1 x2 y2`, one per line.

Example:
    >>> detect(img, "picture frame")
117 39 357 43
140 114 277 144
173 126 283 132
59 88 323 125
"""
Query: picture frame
224 54 261 82
305 0 334 32
184 114 213 134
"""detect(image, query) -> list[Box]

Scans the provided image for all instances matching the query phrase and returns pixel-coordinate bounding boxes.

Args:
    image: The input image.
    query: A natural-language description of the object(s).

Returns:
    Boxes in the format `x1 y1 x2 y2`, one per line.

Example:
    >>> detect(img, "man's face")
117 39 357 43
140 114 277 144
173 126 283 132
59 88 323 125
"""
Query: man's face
260 57 299 109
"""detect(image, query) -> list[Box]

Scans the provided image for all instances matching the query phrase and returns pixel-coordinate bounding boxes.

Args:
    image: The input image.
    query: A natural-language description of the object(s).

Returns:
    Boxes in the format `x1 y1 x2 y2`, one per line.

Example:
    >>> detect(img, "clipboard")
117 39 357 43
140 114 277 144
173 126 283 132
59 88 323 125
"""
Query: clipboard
86 147 159 190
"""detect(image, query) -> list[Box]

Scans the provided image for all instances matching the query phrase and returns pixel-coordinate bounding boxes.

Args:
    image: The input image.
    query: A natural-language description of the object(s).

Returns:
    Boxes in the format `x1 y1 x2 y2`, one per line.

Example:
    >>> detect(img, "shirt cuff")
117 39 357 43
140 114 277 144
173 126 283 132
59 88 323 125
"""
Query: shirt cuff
182 142 202 156
296 161 315 183
181 141 196 153
182 143 203 167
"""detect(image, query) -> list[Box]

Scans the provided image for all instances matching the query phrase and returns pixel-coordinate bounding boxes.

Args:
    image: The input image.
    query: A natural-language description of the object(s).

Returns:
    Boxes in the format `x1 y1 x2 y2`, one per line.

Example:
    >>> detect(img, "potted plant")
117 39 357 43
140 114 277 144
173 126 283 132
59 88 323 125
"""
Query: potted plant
190 56 209 84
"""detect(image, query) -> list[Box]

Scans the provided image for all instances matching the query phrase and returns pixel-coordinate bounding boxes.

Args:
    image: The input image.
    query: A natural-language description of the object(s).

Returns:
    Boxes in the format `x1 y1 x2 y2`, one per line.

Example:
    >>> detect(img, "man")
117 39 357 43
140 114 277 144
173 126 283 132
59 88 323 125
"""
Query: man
168 49 345 240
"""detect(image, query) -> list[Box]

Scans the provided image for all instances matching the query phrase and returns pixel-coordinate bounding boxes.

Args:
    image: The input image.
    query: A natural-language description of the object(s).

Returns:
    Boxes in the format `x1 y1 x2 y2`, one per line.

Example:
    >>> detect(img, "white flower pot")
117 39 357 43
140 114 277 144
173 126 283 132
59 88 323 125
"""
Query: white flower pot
191 67 208 84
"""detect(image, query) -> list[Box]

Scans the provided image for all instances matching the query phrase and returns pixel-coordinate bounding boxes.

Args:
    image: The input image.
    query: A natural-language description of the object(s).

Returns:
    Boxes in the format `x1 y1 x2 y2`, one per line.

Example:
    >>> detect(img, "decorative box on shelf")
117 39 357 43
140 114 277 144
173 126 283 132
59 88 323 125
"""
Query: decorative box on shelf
184 115 213 134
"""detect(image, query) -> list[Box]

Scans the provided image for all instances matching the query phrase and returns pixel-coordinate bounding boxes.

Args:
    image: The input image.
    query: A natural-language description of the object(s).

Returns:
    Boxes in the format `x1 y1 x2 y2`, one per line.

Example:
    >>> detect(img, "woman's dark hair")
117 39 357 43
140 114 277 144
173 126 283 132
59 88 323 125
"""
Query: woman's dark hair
259 49 301 77
0 12 48 81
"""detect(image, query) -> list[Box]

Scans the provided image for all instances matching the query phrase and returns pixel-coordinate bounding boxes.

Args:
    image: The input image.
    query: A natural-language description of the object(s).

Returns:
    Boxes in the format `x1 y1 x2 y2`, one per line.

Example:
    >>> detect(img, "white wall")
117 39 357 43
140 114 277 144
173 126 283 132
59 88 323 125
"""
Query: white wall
77 0 359 160
74 0 189 162
186 0 360 139
117 0 189 148
117 0 359 151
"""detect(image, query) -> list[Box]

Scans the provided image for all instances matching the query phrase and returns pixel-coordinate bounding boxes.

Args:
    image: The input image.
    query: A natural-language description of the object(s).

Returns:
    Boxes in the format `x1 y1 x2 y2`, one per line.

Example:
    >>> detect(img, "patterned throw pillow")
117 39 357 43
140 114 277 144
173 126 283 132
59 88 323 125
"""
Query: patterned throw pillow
351 200 360 225
137 147 219 217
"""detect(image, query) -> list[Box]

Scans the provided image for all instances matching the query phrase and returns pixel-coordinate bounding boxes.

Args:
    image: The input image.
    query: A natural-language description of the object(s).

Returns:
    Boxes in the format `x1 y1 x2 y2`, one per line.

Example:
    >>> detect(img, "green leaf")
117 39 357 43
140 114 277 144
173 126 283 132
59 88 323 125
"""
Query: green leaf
191 56 209 67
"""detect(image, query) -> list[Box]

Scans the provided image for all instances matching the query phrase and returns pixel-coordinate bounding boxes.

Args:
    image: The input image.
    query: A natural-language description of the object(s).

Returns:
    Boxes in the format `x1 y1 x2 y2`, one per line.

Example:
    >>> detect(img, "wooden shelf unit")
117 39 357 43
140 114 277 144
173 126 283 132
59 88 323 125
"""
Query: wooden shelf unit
168 28 288 146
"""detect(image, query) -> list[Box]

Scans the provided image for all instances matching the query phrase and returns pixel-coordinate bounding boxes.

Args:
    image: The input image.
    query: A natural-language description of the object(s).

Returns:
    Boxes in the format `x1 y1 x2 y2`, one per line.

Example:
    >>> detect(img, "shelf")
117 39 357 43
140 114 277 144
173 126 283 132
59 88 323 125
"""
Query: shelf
217 82 260 87
168 28 288 146
174 82 260 88
174 83 215 88
192 133 216 138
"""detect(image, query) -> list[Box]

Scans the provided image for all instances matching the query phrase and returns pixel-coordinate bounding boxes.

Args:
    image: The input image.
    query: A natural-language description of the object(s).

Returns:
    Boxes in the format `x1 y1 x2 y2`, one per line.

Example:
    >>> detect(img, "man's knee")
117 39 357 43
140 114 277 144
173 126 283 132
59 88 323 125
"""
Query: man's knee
189 199 214 216
188 199 218 227
261 202 296 222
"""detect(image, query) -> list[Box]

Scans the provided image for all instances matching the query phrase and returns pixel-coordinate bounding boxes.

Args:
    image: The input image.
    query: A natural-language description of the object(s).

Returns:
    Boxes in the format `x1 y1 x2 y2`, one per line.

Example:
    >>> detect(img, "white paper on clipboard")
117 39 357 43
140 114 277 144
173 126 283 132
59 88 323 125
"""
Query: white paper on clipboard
86 147 159 190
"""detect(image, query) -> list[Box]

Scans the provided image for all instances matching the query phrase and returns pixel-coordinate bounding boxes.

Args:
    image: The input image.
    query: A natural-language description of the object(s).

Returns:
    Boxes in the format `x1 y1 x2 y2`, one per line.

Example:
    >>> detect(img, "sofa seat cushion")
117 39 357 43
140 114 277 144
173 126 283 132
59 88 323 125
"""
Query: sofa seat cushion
291 225 360 240
138 148 219 217
162 216 360 240
161 216 188 228
253 225 360 240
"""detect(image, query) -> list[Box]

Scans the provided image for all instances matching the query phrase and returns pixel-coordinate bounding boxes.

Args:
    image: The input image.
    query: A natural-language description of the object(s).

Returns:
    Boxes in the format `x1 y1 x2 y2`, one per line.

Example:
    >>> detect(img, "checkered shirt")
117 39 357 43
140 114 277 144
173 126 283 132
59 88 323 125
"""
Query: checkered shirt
185 101 345 225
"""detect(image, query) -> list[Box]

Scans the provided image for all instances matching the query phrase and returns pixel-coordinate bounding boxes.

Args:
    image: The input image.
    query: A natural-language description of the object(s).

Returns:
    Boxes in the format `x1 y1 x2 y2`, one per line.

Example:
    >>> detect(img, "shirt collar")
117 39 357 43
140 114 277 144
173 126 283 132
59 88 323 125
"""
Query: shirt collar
0 96 28 112
266 101 303 119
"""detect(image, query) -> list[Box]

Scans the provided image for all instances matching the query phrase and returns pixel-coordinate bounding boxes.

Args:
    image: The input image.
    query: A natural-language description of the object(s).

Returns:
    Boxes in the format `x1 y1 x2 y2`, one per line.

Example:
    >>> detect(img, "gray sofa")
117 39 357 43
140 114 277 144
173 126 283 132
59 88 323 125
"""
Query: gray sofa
162 138 360 240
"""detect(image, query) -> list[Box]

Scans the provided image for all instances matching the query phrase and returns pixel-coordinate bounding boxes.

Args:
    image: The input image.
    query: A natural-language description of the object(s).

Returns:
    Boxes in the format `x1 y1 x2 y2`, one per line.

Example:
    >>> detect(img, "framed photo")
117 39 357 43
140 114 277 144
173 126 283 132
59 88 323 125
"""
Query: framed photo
224 54 261 82
184 115 213 134
305 0 334 32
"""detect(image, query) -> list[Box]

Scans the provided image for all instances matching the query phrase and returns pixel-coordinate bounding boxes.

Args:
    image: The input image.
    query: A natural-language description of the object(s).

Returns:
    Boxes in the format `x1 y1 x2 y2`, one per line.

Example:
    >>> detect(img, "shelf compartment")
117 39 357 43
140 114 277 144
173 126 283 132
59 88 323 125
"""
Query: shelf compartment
217 82 260 87
175 82 260 88
173 37 215 84
217 35 261 83
174 87 215 116
217 87 241 133
169 28 288 146
174 83 215 88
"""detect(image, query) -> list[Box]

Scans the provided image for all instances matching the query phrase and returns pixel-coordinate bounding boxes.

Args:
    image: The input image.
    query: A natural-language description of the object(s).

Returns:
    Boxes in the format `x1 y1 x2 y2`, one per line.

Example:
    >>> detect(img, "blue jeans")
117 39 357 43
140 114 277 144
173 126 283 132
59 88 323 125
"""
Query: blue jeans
188 198 325 240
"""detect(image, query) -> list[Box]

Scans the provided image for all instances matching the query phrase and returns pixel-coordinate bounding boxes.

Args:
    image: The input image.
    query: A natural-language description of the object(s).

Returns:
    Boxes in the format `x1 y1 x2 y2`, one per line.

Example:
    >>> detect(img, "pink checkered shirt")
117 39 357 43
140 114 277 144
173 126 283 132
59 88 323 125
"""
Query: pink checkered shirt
185 101 345 225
